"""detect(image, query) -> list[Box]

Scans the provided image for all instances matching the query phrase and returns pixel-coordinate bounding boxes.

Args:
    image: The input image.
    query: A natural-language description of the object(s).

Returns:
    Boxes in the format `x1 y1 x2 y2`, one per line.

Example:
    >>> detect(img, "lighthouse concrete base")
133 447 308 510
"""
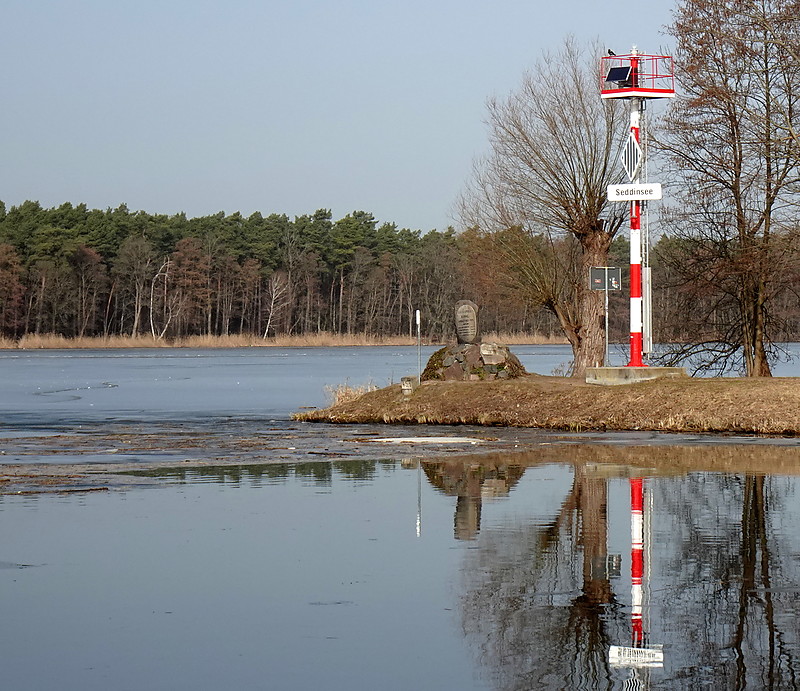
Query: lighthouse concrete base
585 366 688 386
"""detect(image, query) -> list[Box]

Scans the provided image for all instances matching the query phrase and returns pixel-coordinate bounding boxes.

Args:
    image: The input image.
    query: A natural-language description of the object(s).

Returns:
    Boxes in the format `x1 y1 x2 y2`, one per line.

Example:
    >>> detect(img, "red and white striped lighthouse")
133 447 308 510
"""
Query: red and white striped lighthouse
628 92 645 366
601 48 675 367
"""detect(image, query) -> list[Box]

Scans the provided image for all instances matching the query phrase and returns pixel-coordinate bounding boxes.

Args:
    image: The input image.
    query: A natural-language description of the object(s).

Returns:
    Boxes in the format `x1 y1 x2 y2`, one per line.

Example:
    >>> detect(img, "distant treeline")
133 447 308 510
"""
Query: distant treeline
0 201 557 341
7 200 798 349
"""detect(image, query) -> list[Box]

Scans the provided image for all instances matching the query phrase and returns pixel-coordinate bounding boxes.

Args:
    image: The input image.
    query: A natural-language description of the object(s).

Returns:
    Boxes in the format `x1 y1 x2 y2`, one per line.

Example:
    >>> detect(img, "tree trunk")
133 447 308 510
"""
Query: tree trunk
571 231 611 377
750 279 772 377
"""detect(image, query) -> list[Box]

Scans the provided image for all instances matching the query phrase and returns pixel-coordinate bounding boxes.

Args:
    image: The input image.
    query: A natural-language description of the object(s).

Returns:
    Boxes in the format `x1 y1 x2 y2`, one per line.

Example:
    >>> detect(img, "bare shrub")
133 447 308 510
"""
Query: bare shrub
323 380 378 406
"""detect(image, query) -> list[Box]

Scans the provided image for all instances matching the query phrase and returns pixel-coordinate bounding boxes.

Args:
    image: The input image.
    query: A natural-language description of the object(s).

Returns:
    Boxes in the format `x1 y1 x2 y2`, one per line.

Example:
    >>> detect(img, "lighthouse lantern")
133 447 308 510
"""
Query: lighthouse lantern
600 53 675 100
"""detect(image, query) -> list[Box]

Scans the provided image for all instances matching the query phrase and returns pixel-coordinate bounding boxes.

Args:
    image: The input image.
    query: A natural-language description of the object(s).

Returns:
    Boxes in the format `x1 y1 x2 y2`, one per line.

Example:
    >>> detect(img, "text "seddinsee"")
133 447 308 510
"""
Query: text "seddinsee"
607 183 663 201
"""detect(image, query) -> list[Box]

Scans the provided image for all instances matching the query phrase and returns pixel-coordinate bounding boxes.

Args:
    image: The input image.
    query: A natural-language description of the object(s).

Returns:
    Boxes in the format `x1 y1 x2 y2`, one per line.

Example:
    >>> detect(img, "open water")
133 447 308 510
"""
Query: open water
2 346 800 690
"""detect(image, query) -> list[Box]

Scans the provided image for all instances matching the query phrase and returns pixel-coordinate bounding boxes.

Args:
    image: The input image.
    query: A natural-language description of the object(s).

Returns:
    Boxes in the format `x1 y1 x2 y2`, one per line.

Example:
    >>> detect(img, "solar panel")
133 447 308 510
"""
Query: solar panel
605 66 632 84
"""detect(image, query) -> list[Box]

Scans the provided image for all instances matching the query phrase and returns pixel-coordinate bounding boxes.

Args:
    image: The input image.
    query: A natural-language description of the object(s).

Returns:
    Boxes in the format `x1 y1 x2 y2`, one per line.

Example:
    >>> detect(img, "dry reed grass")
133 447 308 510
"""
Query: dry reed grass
323 381 378 406
177 333 422 348
263 332 417 347
7 332 420 349
3 330 564 350
16 334 167 349
482 331 569 345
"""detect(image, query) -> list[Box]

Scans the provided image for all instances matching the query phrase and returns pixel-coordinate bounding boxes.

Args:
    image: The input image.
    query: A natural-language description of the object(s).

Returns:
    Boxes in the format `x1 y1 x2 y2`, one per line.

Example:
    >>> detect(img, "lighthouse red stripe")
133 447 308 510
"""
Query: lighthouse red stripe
631 476 645 647
631 478 644 513
630 265 642 299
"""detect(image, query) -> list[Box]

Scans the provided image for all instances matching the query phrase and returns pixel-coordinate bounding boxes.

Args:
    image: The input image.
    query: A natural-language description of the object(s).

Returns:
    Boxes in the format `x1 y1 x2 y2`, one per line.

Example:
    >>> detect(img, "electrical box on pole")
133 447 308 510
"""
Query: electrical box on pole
642 267 652 355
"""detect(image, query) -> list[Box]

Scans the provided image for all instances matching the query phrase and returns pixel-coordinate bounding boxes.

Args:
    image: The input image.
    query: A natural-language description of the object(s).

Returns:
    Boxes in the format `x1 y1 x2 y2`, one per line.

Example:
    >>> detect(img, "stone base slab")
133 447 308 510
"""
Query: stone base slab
585 366 688 386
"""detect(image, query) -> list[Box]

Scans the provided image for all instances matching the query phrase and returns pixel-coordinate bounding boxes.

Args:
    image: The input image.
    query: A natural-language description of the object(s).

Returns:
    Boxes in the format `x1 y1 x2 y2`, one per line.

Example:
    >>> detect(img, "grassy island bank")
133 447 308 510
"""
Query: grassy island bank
294 375 800 435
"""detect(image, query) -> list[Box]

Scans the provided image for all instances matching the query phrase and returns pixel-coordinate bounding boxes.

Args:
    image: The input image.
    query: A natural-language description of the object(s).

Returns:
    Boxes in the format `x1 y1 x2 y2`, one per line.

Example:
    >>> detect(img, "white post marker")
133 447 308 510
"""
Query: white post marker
416 309 421 384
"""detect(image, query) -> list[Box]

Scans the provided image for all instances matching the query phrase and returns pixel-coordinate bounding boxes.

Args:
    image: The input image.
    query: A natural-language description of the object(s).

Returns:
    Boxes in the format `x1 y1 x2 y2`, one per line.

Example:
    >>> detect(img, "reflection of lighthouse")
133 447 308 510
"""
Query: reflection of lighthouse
610 476 663 677
631 477 645 647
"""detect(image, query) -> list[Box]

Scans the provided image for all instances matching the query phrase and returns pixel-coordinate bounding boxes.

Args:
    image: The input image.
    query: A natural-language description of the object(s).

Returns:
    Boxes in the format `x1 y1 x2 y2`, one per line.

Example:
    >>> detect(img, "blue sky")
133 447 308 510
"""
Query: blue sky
1 0 674 232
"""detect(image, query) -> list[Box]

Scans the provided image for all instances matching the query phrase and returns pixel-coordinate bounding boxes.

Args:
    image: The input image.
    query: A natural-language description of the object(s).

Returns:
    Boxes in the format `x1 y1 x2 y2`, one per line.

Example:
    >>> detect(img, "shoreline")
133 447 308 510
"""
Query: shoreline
5 423 800 496
294 375 800 436
5 422 800 495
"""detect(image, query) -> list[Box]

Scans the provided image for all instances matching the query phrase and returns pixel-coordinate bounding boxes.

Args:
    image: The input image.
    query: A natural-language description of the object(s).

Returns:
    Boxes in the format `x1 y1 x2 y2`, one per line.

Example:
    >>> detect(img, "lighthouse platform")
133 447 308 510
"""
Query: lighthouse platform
585 366 688 386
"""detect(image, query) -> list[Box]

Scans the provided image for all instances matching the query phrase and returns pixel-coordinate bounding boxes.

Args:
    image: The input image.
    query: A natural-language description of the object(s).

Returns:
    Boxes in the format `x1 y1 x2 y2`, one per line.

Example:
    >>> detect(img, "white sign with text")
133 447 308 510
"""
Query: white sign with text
607 183 663 201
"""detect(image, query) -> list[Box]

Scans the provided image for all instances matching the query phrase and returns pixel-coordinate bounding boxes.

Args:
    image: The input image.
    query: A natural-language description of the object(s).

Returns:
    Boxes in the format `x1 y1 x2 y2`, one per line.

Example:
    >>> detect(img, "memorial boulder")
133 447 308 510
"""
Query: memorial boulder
422 342 526 381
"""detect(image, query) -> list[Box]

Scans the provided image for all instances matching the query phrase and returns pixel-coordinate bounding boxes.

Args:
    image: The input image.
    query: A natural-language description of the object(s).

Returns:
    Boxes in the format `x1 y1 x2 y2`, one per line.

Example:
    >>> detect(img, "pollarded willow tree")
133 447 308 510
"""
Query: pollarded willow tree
658 0 800 376
461 38 628 377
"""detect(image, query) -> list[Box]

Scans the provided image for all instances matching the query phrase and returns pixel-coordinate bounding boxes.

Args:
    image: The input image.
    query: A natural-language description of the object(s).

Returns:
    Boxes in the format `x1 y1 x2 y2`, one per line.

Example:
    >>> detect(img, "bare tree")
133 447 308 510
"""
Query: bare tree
0 243 25 337
735 0 800 147
237 258 263 335
69 245 107 338
658 0 800 376
461 37 627 376
113 235 155 336
170 238 211 336
149 259 181 340
262 270 290 339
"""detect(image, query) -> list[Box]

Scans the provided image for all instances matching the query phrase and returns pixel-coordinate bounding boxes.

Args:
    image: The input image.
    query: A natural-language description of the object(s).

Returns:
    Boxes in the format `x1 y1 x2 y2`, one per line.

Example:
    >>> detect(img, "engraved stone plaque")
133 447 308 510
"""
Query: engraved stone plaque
479 342 504 365
454 300 479 345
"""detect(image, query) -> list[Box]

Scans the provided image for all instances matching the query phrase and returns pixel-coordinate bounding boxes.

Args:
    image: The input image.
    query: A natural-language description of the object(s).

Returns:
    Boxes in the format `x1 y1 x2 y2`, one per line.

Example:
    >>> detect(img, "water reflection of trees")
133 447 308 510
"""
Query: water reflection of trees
654 473 800 689
124 459 397 485
433 447 800 690
444 460 626 690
